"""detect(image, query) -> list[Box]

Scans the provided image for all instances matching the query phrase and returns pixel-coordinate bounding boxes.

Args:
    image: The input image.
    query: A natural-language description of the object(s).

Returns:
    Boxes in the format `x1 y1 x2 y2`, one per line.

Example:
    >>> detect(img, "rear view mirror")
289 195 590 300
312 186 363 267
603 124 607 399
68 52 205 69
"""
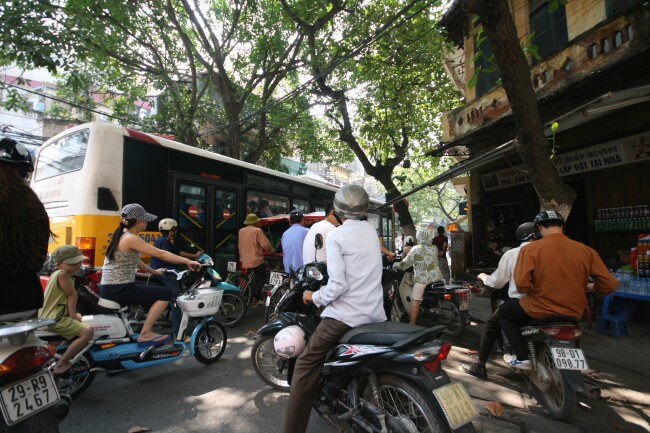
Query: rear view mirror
315 233 324 250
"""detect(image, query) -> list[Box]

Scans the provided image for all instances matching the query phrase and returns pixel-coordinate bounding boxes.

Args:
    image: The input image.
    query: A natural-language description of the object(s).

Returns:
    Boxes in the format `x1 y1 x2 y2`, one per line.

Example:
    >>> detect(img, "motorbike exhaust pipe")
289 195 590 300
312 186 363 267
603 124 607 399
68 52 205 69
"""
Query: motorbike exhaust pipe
580 378 602 400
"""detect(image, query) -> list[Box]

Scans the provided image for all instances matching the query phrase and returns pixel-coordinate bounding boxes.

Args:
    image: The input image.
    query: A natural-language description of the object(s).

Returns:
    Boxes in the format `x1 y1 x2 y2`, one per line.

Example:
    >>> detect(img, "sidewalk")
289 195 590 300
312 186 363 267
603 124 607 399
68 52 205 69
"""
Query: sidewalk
445 295 650 432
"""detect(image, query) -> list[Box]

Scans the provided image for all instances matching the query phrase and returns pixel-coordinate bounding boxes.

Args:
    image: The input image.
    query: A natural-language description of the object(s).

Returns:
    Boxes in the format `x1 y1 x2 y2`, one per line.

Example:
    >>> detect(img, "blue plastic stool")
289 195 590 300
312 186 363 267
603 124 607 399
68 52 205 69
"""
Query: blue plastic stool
596 313 629 338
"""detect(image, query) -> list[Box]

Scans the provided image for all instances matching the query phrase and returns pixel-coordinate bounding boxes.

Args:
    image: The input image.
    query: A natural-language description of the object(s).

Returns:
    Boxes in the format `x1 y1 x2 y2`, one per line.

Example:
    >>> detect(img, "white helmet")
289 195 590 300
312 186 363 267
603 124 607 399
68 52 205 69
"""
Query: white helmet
333 184 369 220
273 325 307 359
159 218 178 231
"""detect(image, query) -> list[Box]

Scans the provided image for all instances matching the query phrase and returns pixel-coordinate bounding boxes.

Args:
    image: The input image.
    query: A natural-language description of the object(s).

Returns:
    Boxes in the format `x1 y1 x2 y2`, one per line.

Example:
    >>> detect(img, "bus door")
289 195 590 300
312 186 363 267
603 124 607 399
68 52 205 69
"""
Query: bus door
174 179 240 276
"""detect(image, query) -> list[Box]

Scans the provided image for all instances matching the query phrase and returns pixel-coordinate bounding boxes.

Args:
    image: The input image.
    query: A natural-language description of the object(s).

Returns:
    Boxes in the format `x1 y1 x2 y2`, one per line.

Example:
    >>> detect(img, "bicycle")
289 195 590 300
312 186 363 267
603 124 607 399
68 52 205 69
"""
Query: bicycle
226 265 288 321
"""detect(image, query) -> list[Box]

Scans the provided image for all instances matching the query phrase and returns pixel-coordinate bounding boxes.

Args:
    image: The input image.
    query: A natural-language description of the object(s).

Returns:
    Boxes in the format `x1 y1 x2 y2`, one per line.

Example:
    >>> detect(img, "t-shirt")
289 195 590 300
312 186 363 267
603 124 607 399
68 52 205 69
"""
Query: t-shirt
303 219 336 263
39 269 71 321
432 234 448 255
281 224 309 273
150 236 180 269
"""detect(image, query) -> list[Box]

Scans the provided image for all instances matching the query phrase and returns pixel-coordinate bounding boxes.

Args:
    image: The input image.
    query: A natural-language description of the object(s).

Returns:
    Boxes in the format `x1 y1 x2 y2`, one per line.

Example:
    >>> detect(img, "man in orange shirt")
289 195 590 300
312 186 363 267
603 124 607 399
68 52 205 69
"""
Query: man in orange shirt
499 210 618 369
238 213 274 306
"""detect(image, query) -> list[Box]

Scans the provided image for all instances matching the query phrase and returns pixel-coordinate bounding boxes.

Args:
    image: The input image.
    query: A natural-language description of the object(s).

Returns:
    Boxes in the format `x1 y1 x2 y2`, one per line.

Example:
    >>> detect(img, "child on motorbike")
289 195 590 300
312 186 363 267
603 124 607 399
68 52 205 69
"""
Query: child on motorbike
39 245 95 376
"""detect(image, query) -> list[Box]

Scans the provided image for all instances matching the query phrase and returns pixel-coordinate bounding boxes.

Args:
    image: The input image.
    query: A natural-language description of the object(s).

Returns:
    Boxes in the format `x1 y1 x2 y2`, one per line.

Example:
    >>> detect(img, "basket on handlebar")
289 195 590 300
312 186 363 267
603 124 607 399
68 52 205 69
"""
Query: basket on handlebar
177 289 223 317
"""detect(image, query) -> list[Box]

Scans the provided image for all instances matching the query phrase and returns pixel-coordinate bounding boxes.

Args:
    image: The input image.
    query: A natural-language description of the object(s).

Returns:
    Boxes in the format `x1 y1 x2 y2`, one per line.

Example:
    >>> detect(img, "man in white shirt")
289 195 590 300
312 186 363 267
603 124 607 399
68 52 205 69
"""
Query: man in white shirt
463 222 536 380
302 203 340 264
284 185 387 433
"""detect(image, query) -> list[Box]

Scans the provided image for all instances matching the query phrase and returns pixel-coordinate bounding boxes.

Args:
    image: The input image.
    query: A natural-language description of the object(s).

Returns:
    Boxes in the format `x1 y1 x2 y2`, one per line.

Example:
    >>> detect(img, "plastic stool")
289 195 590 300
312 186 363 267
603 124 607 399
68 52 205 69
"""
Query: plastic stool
595 313 629 338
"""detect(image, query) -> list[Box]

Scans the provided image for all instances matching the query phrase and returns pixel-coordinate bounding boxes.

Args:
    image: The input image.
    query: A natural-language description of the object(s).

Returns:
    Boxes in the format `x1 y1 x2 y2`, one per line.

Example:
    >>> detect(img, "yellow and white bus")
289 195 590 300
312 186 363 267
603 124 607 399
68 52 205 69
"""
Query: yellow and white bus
31 122 394 275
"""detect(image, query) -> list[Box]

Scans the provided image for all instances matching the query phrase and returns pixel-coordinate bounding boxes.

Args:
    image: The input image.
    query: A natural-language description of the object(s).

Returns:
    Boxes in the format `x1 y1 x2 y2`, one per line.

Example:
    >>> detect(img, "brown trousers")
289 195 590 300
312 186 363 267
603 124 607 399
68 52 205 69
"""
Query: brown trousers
284 318 351 433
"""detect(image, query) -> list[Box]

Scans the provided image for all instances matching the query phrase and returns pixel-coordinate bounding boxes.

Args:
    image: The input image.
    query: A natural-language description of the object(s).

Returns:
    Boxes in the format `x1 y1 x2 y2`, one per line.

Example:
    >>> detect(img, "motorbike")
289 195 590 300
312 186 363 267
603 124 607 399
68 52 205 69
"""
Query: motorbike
391 266 471 337
0 317 71 433
489 284 601 421
40 280 227 399
251 235 478 433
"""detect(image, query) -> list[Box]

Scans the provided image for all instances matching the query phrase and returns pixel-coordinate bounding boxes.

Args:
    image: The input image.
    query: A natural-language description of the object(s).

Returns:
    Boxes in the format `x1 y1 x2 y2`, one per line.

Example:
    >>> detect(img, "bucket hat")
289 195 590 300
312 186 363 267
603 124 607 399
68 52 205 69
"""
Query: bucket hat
121 203 157 222
244 213 260 225
51 245 87 265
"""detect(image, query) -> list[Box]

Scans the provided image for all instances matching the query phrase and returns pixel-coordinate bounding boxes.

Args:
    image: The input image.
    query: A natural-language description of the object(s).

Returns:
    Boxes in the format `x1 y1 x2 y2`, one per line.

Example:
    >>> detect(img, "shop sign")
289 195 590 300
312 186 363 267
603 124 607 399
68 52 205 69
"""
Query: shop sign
481 132 650 191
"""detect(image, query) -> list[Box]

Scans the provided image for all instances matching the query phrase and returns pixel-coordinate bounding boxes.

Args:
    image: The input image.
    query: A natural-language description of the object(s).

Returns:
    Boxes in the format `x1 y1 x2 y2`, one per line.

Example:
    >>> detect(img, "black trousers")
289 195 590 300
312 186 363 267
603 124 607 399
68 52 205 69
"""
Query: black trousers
498 299 533 360
251 262 267 299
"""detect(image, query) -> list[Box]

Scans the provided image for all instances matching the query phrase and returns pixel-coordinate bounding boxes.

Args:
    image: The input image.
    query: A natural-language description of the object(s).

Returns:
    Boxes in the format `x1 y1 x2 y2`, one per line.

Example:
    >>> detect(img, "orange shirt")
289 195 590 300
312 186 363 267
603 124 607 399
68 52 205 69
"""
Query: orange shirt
514 233 618 319
238 225 273 269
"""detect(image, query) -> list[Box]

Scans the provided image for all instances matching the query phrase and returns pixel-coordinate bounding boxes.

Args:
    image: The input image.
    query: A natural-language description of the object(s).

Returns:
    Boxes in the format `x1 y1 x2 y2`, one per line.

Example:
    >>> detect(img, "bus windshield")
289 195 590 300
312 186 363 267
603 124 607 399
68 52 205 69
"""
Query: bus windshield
34 129 89 181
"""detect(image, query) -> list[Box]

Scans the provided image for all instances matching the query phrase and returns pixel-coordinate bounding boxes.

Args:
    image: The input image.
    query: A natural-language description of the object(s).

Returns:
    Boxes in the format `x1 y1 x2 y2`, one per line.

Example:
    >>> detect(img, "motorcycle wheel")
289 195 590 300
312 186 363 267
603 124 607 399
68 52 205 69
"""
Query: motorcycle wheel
216 292 247 328
433 300 465 337
251 335 290 391
193 321 227 365
391 295 409 323
364 374 450 433
537 345 577 420
54 353 95 399
264 285 287 324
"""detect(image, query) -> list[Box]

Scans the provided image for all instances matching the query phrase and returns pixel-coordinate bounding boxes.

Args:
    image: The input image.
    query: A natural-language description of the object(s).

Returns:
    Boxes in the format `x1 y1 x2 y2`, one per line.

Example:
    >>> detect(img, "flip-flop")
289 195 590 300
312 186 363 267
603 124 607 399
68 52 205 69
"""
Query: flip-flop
53 365 73 378
137 334 171 347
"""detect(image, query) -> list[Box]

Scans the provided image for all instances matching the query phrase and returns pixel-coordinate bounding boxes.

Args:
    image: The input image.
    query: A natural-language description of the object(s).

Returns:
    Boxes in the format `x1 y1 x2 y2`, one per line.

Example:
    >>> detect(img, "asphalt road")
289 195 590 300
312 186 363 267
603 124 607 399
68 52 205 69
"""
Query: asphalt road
59 306 334 433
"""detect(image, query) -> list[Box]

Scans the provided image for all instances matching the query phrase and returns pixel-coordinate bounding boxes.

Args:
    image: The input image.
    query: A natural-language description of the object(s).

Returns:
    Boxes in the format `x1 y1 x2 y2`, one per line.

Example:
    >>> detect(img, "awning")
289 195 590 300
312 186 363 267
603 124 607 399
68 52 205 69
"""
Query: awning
381 139 516 209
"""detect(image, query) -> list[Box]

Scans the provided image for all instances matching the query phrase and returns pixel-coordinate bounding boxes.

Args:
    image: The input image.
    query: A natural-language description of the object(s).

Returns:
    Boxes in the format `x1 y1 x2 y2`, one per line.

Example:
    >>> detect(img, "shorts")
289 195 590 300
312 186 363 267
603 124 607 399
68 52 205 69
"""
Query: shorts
100 282 174 308
411 282 427 301
48 317 88 340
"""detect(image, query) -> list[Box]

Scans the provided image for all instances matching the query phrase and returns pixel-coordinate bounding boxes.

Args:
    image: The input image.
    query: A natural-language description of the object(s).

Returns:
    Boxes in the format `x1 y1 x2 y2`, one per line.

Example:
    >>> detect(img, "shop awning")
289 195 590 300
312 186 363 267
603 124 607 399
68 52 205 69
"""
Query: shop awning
381 140 516 209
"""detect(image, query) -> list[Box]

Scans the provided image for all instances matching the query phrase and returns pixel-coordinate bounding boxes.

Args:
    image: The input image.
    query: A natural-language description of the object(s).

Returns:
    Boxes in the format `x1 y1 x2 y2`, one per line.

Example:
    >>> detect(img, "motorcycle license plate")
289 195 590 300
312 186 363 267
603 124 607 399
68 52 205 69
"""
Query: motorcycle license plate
0 370 60 426
227 261 237 272
550 347 589 370
458 298 469 311
269 272 284 286
432 383 478 430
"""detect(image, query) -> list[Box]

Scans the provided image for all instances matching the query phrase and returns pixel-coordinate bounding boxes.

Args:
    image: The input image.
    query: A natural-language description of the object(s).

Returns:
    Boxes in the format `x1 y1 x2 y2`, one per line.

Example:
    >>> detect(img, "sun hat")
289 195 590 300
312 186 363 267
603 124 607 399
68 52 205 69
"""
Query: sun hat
51 245 87 265
121 203 157 222
244 213 261 225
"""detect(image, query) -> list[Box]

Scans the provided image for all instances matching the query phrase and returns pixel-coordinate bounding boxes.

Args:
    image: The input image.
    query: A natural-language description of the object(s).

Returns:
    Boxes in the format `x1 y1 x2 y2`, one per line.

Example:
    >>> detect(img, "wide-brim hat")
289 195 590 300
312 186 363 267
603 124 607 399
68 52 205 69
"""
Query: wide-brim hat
244 213 260 225
121 203 157 222
51 245 88 265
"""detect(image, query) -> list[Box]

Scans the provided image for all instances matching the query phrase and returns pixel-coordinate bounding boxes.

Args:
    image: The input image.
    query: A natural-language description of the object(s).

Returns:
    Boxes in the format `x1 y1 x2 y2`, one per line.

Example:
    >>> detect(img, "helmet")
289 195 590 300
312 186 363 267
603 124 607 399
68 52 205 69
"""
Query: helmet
515 222 536 242
333 185 369 220
159 218 178 231
274 325 307 359
0 138 33 177
533 210 565 226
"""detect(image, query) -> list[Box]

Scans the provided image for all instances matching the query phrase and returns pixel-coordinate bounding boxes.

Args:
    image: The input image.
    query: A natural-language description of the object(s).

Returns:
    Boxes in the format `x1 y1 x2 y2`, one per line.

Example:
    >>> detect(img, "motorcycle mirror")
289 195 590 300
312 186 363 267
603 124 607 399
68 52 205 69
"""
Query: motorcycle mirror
315 233 324 250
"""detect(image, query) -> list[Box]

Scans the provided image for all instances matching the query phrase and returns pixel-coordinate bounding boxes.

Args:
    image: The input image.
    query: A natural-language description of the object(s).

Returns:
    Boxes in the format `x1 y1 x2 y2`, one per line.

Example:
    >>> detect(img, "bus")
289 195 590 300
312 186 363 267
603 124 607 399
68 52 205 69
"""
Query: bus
31 122 394 275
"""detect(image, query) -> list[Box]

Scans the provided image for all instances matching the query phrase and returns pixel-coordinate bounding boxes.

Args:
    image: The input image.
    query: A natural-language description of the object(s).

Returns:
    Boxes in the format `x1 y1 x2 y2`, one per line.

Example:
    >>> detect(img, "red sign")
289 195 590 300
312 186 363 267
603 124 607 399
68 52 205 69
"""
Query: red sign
188 205 198 218
223 209 231 219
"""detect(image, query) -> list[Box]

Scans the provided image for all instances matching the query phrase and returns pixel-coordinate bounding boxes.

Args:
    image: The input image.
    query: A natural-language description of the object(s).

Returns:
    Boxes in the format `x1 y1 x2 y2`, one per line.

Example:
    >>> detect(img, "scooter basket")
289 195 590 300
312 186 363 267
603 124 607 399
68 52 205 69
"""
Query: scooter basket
177 289 223 317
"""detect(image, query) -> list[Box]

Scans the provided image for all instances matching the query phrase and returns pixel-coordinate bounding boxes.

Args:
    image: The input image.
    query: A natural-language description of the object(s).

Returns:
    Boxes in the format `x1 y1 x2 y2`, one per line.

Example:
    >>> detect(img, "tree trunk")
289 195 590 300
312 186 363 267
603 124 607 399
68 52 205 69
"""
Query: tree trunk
463 0 576 217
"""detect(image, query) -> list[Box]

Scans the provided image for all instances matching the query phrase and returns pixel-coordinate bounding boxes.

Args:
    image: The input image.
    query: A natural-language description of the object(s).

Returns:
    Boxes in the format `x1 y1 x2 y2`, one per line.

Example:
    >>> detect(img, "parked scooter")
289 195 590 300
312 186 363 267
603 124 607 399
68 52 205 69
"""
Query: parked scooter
489 283 600 421
391 267 472 337
251 235 478 432
0 317 71 433
41 283 227 398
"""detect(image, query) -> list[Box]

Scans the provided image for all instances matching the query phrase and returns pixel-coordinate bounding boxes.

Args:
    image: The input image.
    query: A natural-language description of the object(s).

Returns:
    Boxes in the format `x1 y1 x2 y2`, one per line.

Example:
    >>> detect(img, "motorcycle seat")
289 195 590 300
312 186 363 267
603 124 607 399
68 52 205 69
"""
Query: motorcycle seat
426 281 446 289
98 298 122 310
526 315 580 326
339 321 446 347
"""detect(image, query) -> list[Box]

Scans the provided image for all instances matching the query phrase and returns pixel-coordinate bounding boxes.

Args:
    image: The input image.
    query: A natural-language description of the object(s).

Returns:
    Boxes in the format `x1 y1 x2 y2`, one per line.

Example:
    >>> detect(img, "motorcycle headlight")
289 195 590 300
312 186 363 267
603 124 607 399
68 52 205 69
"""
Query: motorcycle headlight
305 266 323 281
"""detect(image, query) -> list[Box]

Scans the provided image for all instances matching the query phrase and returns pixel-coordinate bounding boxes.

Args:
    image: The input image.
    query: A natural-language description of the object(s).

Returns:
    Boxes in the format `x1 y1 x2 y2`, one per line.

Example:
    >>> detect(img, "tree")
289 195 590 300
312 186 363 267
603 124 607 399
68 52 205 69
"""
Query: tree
462 0 576 216
281 0 462 237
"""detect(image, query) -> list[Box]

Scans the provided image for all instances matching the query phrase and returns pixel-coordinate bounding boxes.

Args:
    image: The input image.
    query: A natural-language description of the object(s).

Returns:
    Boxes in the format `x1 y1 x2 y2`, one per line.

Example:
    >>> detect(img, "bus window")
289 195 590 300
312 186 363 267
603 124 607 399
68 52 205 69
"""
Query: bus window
247 190 289 217
293 199 310 212
34 129 89 181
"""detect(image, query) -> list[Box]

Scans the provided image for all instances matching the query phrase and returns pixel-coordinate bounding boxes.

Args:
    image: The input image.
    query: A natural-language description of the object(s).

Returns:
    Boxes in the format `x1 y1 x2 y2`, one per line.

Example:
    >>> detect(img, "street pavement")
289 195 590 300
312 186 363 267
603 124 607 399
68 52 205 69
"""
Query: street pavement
60 294 650 433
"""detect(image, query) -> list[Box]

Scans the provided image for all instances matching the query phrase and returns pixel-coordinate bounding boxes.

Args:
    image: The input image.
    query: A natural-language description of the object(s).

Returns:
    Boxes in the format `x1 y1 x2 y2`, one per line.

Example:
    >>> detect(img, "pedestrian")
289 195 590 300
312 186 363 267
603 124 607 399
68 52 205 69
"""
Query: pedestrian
238 213 274 306
281 209 309 273
302 203 341 264
392 229 444 325
284 185 387 433
39 245 95 376
432 226 450 284
502 211 618 369
100 203 201 346
0 137 50 318
463 222 536 379
150 218 204 335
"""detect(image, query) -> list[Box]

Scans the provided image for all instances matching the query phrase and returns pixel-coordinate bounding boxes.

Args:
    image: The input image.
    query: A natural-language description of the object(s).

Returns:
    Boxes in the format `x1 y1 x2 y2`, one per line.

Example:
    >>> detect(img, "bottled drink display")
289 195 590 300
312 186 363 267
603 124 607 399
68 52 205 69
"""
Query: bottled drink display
594 205 650 232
